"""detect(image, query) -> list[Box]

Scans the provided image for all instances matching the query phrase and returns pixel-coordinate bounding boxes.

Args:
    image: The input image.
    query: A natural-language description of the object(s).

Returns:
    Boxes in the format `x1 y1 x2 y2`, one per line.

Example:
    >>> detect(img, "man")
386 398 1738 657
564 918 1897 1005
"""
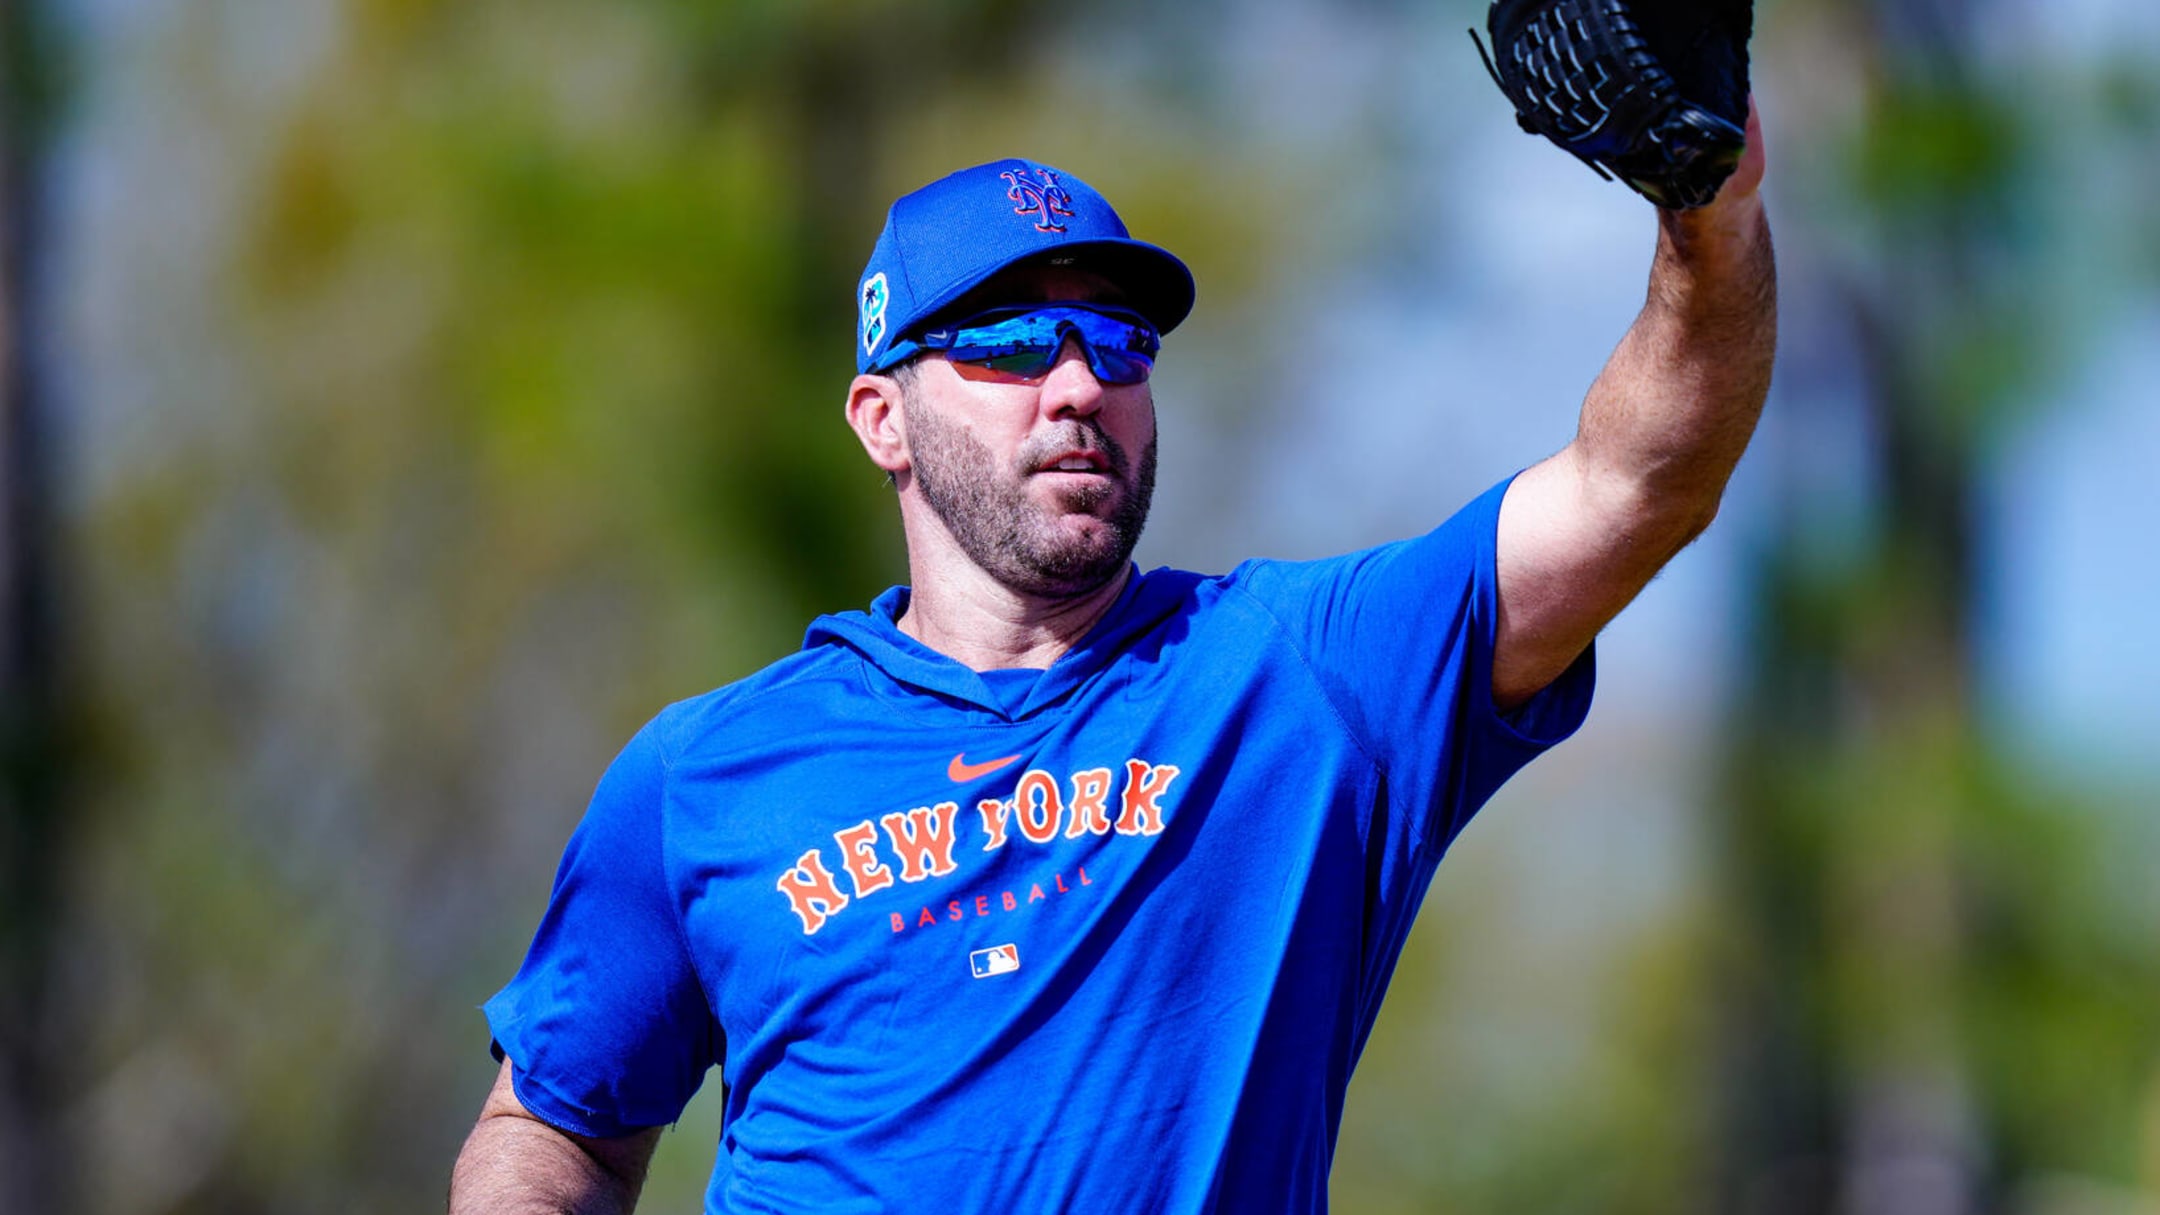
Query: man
451 105 1774 1213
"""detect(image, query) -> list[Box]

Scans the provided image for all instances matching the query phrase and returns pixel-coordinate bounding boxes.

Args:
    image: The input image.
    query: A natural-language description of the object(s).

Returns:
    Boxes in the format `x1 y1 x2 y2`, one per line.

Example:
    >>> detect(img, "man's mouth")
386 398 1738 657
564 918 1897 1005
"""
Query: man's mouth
1036 451 1114 475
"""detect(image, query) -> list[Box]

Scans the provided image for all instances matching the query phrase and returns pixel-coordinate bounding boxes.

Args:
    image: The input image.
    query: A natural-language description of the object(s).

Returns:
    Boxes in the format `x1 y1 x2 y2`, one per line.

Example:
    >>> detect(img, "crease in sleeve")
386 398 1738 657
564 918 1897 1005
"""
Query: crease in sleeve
480 724 713 1139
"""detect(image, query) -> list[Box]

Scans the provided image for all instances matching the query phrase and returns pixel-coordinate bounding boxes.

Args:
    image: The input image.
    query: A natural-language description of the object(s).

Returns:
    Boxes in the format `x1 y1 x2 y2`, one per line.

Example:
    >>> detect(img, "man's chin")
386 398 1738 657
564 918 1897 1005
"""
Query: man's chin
1008 560 1128 600
1003 525 1137 597
1051 516 1139 561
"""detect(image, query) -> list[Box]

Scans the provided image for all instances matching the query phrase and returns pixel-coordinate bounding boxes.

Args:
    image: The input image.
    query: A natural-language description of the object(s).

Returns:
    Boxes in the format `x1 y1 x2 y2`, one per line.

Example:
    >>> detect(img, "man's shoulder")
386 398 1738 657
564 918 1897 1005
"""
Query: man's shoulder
1210 478 1516 603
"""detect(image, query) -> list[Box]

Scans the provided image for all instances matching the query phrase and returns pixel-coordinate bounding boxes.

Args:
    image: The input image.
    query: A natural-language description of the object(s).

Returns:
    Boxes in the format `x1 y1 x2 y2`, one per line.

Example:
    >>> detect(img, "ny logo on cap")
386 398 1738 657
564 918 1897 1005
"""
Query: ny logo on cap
1002 168 1075 233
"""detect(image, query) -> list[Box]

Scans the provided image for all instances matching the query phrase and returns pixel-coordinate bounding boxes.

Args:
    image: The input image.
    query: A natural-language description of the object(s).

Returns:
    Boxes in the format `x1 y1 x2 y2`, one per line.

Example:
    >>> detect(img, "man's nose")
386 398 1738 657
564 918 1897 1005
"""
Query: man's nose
1038 334 1105 418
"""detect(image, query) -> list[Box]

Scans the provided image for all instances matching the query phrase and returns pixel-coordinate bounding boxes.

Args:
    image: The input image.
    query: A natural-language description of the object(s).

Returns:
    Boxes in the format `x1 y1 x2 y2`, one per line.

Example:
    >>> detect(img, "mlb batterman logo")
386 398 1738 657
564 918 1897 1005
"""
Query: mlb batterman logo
860 273 890 357
970 944 1019 979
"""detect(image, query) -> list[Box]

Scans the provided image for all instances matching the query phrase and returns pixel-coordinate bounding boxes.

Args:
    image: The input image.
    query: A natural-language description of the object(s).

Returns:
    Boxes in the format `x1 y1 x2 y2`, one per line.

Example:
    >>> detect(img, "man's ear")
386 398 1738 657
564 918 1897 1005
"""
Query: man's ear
845 373 910 477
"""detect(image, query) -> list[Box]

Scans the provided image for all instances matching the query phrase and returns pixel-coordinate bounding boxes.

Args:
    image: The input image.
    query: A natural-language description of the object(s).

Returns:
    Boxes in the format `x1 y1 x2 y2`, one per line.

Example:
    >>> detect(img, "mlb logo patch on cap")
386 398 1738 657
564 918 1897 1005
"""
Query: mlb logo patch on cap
969 944 1020 979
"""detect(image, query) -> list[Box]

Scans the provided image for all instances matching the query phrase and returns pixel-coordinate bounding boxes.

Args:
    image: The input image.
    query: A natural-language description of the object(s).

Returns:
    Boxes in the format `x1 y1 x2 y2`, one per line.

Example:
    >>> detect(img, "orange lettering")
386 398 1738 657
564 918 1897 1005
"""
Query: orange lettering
1064 767 1114 838
890 912 905 933
1114 760 1180 836
918 906 937 927
834 820 895 899
1028 883 1045 903
880 802 963 881
975 895 990 917
1015 770 1063 843
1055 873 1069 893
1002 890 1017 910
1080 866 1093 886
977 798 1012 852
947 900 964 922
775 850 850 934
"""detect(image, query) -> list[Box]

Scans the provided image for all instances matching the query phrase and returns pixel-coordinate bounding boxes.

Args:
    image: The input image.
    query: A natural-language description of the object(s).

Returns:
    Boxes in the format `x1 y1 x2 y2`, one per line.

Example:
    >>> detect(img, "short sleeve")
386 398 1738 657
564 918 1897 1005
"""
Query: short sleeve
1229 474 1595 851
482 725 717 1138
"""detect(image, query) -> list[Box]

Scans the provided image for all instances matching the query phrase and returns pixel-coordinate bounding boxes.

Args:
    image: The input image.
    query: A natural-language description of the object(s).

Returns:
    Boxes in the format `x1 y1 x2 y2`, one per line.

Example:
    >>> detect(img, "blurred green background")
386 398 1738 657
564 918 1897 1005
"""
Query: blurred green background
2 0 2156 1212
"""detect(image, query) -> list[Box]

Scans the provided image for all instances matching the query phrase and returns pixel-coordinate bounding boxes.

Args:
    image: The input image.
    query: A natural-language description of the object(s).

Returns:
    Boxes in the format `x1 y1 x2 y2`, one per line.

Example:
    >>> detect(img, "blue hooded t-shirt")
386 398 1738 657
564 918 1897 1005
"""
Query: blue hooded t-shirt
484 475 1594 1213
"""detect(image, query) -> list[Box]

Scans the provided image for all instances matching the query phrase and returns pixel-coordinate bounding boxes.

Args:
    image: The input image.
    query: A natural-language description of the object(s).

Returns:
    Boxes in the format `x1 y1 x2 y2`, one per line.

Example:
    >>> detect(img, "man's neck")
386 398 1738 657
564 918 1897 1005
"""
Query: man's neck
897 564 1131 672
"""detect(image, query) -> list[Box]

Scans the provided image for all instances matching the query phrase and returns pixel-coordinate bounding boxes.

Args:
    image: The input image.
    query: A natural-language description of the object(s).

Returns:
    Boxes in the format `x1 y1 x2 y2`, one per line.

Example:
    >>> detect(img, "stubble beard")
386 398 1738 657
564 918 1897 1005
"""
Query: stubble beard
905 398 1158 599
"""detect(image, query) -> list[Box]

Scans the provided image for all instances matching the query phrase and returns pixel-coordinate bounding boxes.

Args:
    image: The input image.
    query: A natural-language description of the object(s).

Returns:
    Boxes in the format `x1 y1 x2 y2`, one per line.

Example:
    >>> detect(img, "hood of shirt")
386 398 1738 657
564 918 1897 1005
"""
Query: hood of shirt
800 566 1205 722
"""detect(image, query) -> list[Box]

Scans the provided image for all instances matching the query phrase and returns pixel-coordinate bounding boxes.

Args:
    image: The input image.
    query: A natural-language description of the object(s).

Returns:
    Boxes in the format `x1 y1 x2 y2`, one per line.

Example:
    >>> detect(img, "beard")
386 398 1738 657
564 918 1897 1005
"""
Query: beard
905 398 1157 598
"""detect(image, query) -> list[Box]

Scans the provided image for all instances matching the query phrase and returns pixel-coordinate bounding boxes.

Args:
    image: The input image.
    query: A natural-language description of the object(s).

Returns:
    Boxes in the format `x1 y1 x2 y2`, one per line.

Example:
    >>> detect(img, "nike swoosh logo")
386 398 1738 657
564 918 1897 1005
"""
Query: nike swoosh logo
948 752 1023 783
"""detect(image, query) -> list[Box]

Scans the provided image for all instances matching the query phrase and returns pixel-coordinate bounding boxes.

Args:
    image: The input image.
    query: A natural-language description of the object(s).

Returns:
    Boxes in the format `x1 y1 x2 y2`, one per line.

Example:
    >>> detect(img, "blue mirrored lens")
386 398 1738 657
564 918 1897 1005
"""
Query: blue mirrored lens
929 306 1159 385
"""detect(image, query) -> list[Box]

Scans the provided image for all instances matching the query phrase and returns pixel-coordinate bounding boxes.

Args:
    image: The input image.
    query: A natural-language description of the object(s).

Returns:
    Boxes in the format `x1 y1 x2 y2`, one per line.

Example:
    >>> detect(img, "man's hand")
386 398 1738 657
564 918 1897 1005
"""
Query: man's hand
448 1057 662 1215
1492 97 1775 710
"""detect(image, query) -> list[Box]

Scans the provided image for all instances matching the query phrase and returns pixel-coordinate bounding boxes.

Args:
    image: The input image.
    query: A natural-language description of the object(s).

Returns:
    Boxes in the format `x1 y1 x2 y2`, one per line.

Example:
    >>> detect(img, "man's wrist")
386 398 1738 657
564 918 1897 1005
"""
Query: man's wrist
1660 187 1767 250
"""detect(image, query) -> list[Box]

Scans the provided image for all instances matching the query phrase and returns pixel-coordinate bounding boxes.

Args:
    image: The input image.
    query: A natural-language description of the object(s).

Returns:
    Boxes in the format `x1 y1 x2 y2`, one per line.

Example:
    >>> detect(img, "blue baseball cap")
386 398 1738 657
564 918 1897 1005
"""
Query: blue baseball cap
855 158 1196 374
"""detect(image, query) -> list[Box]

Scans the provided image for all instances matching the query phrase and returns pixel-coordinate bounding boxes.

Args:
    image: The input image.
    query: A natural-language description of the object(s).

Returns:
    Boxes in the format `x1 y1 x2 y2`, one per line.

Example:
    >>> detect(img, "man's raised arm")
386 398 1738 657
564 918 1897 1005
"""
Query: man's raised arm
448 1057 662 1215
1492 100 1777 711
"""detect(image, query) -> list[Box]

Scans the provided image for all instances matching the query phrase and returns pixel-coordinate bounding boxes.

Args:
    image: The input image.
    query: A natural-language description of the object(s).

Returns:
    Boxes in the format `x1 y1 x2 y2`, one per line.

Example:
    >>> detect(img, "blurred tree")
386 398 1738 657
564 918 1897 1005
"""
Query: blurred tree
1712 2 2160 1212
1 0 74 1208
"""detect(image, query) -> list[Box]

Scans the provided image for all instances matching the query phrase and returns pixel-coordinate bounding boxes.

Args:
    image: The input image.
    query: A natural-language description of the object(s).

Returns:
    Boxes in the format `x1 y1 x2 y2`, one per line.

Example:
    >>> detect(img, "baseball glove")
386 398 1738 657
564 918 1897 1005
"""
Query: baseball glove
1471 0 1753 210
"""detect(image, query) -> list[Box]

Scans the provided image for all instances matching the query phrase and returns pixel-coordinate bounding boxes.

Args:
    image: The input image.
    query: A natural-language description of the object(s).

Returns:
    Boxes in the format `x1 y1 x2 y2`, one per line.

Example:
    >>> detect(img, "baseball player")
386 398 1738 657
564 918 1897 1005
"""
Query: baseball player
450 13 1773 1210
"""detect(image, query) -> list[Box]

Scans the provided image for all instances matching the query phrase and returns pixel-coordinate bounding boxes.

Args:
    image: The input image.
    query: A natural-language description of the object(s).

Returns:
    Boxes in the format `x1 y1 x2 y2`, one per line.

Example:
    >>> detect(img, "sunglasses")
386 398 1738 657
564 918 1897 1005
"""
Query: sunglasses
878 305 1161 386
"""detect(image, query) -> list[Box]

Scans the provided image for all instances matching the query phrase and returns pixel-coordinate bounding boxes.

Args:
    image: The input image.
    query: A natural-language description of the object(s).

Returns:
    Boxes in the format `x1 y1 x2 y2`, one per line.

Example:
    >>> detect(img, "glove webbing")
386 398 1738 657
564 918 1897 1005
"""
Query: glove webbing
1470 0 1673 186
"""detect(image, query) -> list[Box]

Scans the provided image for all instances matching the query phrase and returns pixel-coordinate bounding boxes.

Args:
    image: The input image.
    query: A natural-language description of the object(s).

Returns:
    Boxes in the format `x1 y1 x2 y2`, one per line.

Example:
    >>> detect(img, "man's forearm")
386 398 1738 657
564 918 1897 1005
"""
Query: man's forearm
449 1115 646 1215
1574 187 1777 539
449 1059 659 1215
